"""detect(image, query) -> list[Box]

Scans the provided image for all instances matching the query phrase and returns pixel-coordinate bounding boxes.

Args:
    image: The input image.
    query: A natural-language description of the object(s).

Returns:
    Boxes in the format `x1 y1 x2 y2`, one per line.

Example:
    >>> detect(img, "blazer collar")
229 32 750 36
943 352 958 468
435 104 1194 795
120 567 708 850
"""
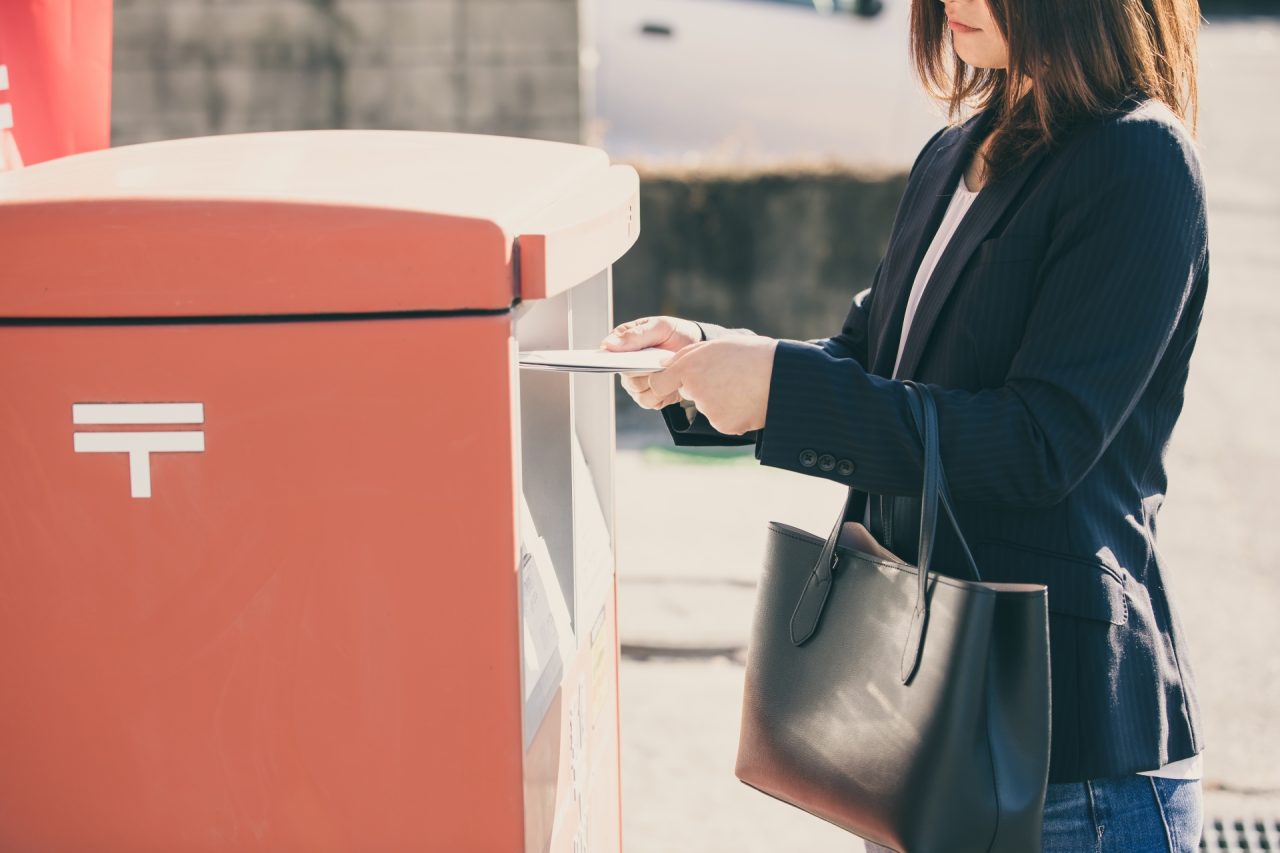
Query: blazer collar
877 106 1049 380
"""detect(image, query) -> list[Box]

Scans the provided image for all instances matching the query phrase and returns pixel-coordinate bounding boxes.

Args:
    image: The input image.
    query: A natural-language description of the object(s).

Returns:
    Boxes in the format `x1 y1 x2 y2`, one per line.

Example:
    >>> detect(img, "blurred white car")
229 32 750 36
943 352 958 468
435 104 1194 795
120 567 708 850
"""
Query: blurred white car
588 0 948 168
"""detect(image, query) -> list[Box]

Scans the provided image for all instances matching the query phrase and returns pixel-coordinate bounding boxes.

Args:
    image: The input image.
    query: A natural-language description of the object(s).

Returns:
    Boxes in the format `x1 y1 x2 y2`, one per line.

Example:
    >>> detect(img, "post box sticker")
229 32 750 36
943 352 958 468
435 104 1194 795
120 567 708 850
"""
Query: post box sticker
0 63 16 170
72 403 206 498
0 64 12 132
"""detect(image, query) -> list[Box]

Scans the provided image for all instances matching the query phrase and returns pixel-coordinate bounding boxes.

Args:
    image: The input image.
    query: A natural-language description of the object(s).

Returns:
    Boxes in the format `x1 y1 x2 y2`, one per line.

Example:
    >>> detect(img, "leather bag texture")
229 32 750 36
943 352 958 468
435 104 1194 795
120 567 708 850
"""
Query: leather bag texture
735 381 1052 853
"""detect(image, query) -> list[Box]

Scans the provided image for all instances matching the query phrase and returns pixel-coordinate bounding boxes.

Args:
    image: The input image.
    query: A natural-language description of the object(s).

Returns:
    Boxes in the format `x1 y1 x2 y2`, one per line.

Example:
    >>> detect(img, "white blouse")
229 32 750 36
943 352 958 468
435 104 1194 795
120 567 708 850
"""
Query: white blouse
892 171 981 378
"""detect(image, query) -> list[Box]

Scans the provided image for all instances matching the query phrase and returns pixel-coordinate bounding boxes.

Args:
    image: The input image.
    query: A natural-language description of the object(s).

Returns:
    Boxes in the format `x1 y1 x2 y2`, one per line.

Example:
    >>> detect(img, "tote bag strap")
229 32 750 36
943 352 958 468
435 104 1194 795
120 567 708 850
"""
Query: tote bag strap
788 382 980 684
901 381 979 582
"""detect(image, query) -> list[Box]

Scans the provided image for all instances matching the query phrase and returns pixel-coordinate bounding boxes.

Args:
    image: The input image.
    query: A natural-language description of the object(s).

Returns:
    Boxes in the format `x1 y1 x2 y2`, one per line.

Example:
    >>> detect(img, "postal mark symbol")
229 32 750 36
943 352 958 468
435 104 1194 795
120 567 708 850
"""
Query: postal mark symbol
73 403 206 499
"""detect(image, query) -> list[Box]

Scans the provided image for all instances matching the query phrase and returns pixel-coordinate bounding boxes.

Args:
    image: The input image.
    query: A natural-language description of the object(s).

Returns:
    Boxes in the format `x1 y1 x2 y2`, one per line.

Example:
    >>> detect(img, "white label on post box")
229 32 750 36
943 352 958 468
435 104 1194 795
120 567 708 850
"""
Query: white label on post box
73 402 205 498
518 492 576 751
0 65 11 131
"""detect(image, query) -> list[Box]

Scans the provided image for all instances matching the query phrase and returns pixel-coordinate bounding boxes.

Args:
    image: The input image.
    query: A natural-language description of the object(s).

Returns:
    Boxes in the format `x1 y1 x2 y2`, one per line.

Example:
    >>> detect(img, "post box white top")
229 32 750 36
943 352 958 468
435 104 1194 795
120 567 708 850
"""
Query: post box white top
0 130 640 317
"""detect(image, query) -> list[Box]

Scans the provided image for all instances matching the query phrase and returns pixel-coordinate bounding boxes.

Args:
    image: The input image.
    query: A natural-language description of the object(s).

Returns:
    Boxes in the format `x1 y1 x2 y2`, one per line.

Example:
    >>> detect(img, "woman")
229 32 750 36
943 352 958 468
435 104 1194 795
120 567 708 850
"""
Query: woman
601 0 1208 849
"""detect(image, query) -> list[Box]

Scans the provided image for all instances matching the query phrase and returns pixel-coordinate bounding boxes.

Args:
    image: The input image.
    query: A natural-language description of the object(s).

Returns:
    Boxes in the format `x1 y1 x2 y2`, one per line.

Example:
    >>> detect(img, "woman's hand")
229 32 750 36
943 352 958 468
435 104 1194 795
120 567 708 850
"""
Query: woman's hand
651 336 779 435
600 316 703 410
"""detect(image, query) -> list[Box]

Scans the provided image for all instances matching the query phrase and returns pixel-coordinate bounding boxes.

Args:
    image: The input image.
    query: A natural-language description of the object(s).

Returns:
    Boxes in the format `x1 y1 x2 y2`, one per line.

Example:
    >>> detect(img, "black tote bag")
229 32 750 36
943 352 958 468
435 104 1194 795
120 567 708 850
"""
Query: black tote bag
735 381 1051 853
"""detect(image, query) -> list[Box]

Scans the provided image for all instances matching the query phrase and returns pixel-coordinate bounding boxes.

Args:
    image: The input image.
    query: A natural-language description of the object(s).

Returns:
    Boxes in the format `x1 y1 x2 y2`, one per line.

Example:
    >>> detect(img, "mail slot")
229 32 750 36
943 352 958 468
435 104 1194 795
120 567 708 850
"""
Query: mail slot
0 129 639 852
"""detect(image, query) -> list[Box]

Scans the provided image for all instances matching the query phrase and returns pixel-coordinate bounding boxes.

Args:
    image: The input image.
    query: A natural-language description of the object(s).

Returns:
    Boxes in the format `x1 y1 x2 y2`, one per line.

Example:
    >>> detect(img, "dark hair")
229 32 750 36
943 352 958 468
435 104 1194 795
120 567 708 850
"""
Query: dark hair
910 0 1200 181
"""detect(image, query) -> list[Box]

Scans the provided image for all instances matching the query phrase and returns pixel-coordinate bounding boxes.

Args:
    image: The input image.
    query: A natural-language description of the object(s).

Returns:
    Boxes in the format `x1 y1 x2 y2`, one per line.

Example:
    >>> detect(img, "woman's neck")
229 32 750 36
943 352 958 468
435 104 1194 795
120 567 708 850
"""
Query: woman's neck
966 135 994 192
968 75 1033 192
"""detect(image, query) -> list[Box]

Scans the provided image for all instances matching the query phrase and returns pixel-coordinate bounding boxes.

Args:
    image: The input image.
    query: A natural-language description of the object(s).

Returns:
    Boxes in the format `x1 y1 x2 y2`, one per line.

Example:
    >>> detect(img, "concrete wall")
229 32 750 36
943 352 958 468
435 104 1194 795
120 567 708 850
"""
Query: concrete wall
111 0 585 145
613 165 908 342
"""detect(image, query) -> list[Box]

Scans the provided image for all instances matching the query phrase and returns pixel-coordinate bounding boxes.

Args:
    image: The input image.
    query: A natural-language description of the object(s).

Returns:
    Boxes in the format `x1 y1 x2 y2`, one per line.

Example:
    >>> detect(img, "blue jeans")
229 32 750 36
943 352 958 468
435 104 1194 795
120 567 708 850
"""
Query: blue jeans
863 775 1203 852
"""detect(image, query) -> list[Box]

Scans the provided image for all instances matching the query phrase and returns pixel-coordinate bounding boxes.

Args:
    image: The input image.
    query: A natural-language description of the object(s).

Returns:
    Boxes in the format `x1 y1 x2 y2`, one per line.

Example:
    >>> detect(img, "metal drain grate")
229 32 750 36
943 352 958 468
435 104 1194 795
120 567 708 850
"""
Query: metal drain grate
1200 817 1280 850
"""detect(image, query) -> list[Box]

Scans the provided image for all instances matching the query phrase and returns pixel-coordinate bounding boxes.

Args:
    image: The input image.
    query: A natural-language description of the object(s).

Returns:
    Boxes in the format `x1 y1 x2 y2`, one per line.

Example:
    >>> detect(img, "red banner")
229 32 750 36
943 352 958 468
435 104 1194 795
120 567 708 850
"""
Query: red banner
0 1 113 169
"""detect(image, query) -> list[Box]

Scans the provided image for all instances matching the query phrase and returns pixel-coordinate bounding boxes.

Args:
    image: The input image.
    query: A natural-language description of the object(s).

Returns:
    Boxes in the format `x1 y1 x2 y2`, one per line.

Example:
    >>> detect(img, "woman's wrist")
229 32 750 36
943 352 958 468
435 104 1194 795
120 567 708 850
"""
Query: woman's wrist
692 320 758 342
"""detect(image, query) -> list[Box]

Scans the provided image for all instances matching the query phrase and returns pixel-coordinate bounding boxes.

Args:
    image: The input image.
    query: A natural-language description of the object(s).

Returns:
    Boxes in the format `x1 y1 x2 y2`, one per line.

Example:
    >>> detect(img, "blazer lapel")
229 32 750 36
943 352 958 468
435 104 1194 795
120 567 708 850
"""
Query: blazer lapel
868 111 992 375
891 122 1049 380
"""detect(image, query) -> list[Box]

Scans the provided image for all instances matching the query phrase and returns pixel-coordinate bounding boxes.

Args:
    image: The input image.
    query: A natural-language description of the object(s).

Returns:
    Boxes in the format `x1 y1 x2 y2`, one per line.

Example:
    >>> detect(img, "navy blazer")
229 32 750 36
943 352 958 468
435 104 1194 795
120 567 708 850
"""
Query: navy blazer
660 94 1208 784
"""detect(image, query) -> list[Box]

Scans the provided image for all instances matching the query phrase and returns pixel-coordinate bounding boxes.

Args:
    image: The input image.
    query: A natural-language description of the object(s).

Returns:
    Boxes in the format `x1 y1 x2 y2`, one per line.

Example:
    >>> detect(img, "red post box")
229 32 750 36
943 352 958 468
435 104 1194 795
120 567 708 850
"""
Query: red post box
0 129 639 852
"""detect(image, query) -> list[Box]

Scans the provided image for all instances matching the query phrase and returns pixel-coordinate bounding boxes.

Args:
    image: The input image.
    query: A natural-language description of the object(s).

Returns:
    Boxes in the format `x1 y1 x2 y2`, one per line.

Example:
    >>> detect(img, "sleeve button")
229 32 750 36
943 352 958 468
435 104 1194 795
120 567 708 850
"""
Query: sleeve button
817 454 836 472
799 449 818 467
836 459 855 476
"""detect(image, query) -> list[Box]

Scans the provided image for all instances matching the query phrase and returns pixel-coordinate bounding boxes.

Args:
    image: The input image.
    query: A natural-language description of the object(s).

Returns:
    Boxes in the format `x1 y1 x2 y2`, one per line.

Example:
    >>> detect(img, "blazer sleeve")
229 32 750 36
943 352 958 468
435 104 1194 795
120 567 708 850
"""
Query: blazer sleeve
756 116 1209 507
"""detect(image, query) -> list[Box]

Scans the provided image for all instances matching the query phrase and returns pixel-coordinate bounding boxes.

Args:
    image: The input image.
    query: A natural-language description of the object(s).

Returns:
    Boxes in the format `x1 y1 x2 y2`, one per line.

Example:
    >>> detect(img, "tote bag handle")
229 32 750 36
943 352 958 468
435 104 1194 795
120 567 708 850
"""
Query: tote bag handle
788 381 980 683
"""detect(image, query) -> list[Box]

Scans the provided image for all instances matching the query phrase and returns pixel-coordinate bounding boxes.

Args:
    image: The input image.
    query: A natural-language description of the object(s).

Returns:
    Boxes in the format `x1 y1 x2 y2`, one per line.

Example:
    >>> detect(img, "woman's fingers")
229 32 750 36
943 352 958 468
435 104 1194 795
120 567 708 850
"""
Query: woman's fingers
620 373 654 408
609 318 646 337
602 316 678 351
601 315 704 353
603 317 660 351
615 328 705 411
636 387 680 409
648 343 700 399
620 373 650 395
620 371 681 410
